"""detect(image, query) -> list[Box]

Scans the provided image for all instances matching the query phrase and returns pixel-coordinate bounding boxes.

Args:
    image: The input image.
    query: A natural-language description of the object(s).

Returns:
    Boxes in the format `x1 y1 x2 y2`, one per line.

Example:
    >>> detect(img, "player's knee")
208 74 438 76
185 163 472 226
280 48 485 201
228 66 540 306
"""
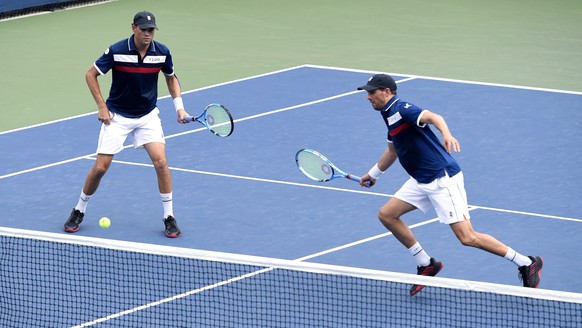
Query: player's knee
151 157 168 171
92 164 109 178
458 234 479 247
377 210 397 226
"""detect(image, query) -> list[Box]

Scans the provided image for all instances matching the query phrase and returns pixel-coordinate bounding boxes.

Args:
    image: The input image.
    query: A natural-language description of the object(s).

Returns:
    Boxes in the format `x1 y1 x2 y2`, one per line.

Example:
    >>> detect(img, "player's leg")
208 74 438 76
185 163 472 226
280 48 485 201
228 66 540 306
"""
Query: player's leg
429 172 520 256
144 142 181 238
449 219 508 255
428 171 525 257
64 154 115 233
383 178 444 295
449 217 542 287
65 115 127 233
386 177 439 262
83 154 114 195
378 197 418 248
136 109 181 238
144 142 172 194
432 172 542 287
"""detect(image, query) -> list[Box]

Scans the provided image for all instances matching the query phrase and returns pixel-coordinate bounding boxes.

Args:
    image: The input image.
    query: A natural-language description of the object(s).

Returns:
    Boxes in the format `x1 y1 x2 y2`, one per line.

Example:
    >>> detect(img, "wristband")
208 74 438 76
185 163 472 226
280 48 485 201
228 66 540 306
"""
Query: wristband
368 163 384 180
173 97 184 112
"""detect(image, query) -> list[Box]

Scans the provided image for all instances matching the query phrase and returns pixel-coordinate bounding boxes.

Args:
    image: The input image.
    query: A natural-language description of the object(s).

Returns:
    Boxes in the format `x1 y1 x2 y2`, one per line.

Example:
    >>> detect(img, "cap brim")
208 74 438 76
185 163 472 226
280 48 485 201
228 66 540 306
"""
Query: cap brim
357 85 379 91
137 23 158 30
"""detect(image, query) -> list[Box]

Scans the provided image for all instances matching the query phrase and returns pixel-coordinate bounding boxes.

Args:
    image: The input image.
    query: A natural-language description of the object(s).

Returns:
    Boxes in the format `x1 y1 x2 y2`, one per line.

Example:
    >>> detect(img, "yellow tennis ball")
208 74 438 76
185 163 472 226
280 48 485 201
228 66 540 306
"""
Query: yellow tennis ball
99 217 111 229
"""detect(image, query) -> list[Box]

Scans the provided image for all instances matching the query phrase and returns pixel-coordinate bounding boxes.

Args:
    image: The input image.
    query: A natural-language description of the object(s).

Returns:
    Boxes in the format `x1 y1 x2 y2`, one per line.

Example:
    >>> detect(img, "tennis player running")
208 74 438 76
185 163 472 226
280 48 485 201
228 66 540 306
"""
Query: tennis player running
357 74 542 295
64 11 190 238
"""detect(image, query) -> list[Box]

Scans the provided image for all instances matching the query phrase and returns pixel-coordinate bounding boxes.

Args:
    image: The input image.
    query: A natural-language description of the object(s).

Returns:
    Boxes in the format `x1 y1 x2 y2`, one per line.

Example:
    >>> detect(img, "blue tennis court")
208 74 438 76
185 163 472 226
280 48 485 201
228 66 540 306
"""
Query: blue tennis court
1 66 581 325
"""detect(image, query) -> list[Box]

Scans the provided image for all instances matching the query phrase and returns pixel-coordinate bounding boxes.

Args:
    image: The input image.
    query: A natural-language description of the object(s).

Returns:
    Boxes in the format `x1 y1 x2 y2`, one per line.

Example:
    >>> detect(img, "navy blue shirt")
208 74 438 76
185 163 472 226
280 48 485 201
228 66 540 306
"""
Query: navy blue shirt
380 97 461 183
94 36 175 118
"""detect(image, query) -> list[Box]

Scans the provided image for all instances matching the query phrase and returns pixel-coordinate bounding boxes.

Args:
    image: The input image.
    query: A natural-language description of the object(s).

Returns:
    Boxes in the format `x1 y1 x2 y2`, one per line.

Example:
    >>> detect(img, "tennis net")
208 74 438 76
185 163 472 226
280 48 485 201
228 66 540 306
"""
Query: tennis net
1 227 580 327
0 1 110 21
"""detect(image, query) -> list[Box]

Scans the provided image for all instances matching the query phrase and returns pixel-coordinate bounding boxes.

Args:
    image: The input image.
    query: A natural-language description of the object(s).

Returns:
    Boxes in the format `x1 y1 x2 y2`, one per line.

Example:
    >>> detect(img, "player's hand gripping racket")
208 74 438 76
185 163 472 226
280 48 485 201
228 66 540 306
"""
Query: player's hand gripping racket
184 103 234 137
295 148 362 183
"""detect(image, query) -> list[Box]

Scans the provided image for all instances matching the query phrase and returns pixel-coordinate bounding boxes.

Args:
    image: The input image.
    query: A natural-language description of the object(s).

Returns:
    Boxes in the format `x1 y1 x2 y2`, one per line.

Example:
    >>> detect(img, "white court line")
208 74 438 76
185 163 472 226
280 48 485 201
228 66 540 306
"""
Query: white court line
471 205 582 223
165 89 366 140
0 86 372 180
112 159 391 198
2 64 580 223
294 216 443 262
0 65 309 135
110 158 581 223
3 63 581 136
307 64 582 96
0 155 95 179
73 266 276 327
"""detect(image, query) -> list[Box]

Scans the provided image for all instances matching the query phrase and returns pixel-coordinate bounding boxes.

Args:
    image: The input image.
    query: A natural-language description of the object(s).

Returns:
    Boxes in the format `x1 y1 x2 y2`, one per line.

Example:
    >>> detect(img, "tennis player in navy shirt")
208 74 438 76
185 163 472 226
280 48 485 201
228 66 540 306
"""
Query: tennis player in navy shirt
64 11 190 238
357 74 543 294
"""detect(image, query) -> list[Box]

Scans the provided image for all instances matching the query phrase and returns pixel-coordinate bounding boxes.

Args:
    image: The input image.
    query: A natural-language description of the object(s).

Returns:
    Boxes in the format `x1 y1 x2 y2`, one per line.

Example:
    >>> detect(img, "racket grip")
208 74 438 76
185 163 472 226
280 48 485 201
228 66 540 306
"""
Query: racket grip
346 174 362 182
347 174 372 187
183 115 193 121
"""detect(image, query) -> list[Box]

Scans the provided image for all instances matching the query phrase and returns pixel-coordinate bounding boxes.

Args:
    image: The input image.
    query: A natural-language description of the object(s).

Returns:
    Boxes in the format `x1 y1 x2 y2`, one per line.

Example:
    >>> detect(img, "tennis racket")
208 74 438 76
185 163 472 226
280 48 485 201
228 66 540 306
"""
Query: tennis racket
295 148 362 183
184 103 234 137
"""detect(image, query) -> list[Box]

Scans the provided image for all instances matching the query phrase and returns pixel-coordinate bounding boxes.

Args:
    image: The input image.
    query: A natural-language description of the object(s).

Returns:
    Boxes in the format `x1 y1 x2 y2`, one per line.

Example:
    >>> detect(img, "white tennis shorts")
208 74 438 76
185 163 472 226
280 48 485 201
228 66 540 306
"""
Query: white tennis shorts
96 108 165 155
394 171 470 224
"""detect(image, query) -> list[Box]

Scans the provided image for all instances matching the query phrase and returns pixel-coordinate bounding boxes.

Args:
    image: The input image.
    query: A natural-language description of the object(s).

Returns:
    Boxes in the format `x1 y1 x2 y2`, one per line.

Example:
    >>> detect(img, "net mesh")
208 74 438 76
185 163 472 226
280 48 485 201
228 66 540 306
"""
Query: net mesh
1 229 580 327
0 1 109 21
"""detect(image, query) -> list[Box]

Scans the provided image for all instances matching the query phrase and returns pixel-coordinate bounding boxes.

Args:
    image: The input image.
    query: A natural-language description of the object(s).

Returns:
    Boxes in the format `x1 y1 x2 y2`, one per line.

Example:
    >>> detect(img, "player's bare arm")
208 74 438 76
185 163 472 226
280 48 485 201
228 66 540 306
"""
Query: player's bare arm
85 65 111 125
420 110 460 153
377 143 398 171
361 143 398 187
165 74 189 123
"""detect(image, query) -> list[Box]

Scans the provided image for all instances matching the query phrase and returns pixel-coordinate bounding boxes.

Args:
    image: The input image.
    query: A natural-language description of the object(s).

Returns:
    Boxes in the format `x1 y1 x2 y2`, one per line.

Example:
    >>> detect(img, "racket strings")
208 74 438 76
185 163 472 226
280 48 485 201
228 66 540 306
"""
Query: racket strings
296 151 333 181
206 105 233 137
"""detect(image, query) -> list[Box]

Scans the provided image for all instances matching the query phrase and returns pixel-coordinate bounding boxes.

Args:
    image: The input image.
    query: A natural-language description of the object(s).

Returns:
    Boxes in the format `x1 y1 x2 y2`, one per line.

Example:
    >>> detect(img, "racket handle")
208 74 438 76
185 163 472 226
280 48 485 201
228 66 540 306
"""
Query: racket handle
346 174 362 182
184 112 205 122
347 174 372 187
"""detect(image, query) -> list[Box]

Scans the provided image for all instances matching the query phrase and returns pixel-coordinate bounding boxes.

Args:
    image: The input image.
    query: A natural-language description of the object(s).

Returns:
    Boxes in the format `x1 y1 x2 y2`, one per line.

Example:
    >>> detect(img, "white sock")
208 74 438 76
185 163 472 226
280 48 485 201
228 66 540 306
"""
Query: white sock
408 242 431 267
504 247 532 267
74 191 92 213
161 192 173 219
